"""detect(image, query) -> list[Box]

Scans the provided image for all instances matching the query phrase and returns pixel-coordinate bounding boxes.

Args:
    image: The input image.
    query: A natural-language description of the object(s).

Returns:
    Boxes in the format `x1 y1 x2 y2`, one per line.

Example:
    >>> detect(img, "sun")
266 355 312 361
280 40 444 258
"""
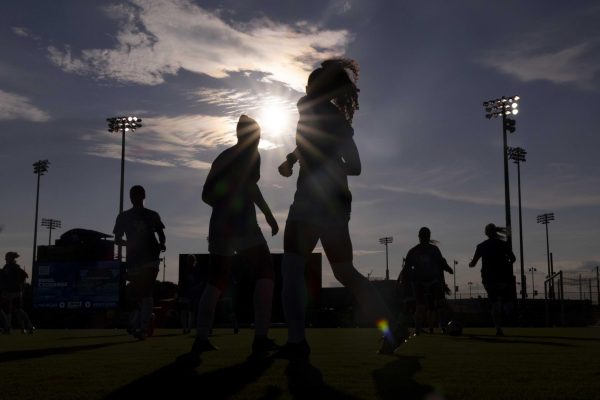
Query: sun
258 101 293 137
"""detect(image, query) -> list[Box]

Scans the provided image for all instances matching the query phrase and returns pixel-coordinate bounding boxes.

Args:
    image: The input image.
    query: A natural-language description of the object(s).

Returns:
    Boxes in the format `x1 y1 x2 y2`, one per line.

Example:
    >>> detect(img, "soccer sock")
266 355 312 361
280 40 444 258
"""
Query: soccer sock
196 285 222 340
140 298 154 333
15 309 32 330
492 300 502 330
253 278 274 338
281 252 307 343
0 310 10 332
331 261 395 336
129 309 140 331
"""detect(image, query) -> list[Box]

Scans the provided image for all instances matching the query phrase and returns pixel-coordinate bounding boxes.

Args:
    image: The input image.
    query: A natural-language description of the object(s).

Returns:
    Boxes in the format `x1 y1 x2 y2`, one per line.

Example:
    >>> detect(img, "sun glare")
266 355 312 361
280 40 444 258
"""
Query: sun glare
258 101 292 137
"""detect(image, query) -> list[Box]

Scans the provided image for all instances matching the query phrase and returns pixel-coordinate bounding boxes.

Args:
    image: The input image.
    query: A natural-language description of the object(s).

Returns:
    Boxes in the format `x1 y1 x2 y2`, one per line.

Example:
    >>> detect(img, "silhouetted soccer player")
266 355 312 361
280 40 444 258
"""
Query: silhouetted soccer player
403 228 453 335
469 223 516 336
276 58 401 357
0 252 34 334
191 115 279 356
113 185 166 340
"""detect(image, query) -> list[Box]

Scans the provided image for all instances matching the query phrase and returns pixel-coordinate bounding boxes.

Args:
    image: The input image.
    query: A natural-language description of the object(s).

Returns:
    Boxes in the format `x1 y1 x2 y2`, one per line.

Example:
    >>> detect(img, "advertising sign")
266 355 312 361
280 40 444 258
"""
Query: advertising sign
33 261 122 309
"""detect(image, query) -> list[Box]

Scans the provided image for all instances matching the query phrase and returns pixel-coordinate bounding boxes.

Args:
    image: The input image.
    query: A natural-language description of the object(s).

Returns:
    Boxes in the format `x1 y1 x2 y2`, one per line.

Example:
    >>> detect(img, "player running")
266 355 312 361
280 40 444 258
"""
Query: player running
191 115 279 356
469 223 516 336
0 252 34 334
113 185 166 340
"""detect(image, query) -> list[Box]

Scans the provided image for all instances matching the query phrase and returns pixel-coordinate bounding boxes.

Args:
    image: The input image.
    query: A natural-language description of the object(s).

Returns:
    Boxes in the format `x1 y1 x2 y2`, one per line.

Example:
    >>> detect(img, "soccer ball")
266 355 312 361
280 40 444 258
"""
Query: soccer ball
444 320 463 336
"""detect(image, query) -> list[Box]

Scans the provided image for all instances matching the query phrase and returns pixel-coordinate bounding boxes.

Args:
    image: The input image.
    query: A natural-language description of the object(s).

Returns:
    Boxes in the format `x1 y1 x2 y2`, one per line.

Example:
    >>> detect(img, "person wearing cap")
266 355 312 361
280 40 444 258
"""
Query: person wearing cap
190 115 279 357
0 252 34 334
113 185 166 340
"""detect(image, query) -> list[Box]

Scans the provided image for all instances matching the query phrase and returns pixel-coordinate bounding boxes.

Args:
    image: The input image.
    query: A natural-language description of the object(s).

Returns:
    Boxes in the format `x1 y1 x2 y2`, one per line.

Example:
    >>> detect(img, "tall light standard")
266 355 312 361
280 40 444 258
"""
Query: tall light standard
509 147 527 299
529 267 537 298
537 212 555 299
41 218 61 245
107 116 142 260
468 281 473 298
32 160 49 267
483 95 520 251
379 236 393 280
453 260 458 300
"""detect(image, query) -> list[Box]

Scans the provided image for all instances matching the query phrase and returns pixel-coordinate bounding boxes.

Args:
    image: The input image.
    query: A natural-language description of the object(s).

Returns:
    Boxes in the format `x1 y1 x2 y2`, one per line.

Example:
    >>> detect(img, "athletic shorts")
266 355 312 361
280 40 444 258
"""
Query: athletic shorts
484 282 513 302
287 198 350 228
208 227 267 256
411 280 445 309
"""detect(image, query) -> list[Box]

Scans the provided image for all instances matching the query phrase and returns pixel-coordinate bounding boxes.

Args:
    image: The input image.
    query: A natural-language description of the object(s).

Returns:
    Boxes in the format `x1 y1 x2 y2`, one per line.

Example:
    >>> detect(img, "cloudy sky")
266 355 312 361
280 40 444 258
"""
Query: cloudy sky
1 0 599 293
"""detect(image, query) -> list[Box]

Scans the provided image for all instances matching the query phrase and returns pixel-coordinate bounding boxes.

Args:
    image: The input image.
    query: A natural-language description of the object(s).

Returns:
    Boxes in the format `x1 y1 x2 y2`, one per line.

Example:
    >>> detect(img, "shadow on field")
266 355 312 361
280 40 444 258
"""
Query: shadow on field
466 335 576 347
372 356 435 400
472 334 600 342
285 359 359 399
0 341 133 362
103 353 274 400
60 334 129 340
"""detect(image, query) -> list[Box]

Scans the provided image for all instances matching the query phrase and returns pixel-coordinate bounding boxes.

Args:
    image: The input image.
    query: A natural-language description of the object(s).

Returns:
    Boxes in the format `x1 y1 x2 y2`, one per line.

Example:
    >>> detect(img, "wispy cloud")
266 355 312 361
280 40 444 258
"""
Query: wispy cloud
46 0 350 90
481 40 600 88
0 89 50 122
11 26 41 41
85 113 281 169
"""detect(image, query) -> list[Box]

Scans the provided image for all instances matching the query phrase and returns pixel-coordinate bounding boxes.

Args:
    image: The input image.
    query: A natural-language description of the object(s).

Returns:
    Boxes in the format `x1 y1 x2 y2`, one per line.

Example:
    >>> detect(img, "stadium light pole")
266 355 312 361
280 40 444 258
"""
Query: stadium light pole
379 236 393 280
537 213 555 299
41 218 61 246
483 95 520 251
453 260 458 300
107 116 142 260
468 281 473 298
32 160 49 268
509 147 527 300
529 267 537 299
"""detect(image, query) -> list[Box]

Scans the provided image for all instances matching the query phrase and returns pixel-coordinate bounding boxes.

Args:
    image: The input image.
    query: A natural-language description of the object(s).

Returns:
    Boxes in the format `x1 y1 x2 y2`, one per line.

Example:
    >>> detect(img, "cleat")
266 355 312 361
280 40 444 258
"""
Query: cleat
272 340 310 360
191 337 219 354
252 337 280 354
496 328 505 337
132 329 146 340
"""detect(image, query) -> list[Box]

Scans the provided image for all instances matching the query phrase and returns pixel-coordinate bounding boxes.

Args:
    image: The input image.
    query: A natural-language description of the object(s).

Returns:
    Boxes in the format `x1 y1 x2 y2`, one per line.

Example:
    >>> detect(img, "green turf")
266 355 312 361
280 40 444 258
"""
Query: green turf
0 328 599 399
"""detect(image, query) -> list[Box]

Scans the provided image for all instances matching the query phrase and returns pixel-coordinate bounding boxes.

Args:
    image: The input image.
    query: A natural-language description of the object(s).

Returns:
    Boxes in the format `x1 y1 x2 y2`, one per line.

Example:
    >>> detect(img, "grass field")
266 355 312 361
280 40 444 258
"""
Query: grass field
0 328 599 400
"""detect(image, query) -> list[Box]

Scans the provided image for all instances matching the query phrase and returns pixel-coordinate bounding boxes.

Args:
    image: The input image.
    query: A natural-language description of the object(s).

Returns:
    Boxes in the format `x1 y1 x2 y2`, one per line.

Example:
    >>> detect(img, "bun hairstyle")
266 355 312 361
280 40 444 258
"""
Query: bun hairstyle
308 58 360 123
236 114 260 143
485 223 507 240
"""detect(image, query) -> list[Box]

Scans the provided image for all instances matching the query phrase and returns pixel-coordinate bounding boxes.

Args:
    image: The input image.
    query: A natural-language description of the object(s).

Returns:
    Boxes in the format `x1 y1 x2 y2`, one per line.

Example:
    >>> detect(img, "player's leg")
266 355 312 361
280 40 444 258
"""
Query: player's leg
194 254 231 350
138 263 159 338
239 241 279 352
13 293 33 333
281 220 320 344
0 295 11 334
321 224 400 352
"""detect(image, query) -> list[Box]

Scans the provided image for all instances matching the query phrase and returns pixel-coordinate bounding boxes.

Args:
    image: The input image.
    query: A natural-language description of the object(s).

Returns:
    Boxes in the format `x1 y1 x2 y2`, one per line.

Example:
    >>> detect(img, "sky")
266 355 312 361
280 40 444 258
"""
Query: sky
1 0 599 294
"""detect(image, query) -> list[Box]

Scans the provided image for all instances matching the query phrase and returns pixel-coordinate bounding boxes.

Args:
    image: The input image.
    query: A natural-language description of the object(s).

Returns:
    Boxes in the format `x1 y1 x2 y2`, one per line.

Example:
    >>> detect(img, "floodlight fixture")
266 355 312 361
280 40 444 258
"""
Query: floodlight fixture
379 236 393 280
41 218 62 245
537 212 555 299
32 159 50 267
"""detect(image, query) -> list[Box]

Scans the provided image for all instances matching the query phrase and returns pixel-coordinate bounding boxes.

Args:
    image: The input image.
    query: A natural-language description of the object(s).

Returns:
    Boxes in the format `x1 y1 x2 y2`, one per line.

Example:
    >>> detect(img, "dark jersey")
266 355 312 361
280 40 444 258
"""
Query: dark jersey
474 238 516 284
294 95 353 215
404 243 448 283
113 208 165 266
203 145 260 235
1 263 28 292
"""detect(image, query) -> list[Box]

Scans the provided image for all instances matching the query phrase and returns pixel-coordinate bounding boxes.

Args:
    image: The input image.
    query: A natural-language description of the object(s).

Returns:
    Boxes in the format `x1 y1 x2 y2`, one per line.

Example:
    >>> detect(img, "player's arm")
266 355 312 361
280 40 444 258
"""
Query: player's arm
113 214 127 246
202 166 218 206
469 247 481 267
278 148 299 177
339 136 361 176
155 214 166 252
249 183 279 236
507 245 516 264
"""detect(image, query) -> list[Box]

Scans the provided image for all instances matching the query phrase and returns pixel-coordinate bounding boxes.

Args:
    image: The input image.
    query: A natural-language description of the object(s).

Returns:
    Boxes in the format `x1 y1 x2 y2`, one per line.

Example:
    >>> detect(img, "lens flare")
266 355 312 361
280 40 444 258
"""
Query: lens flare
377 319 390 336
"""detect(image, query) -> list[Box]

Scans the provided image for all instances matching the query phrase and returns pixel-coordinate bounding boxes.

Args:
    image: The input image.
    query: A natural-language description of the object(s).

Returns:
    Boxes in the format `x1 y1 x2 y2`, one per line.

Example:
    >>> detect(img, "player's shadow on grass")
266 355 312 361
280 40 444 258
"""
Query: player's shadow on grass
372 356 436 400
0 341 133 363
466 335 576 347
103 353 274 400
285 359 359 399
